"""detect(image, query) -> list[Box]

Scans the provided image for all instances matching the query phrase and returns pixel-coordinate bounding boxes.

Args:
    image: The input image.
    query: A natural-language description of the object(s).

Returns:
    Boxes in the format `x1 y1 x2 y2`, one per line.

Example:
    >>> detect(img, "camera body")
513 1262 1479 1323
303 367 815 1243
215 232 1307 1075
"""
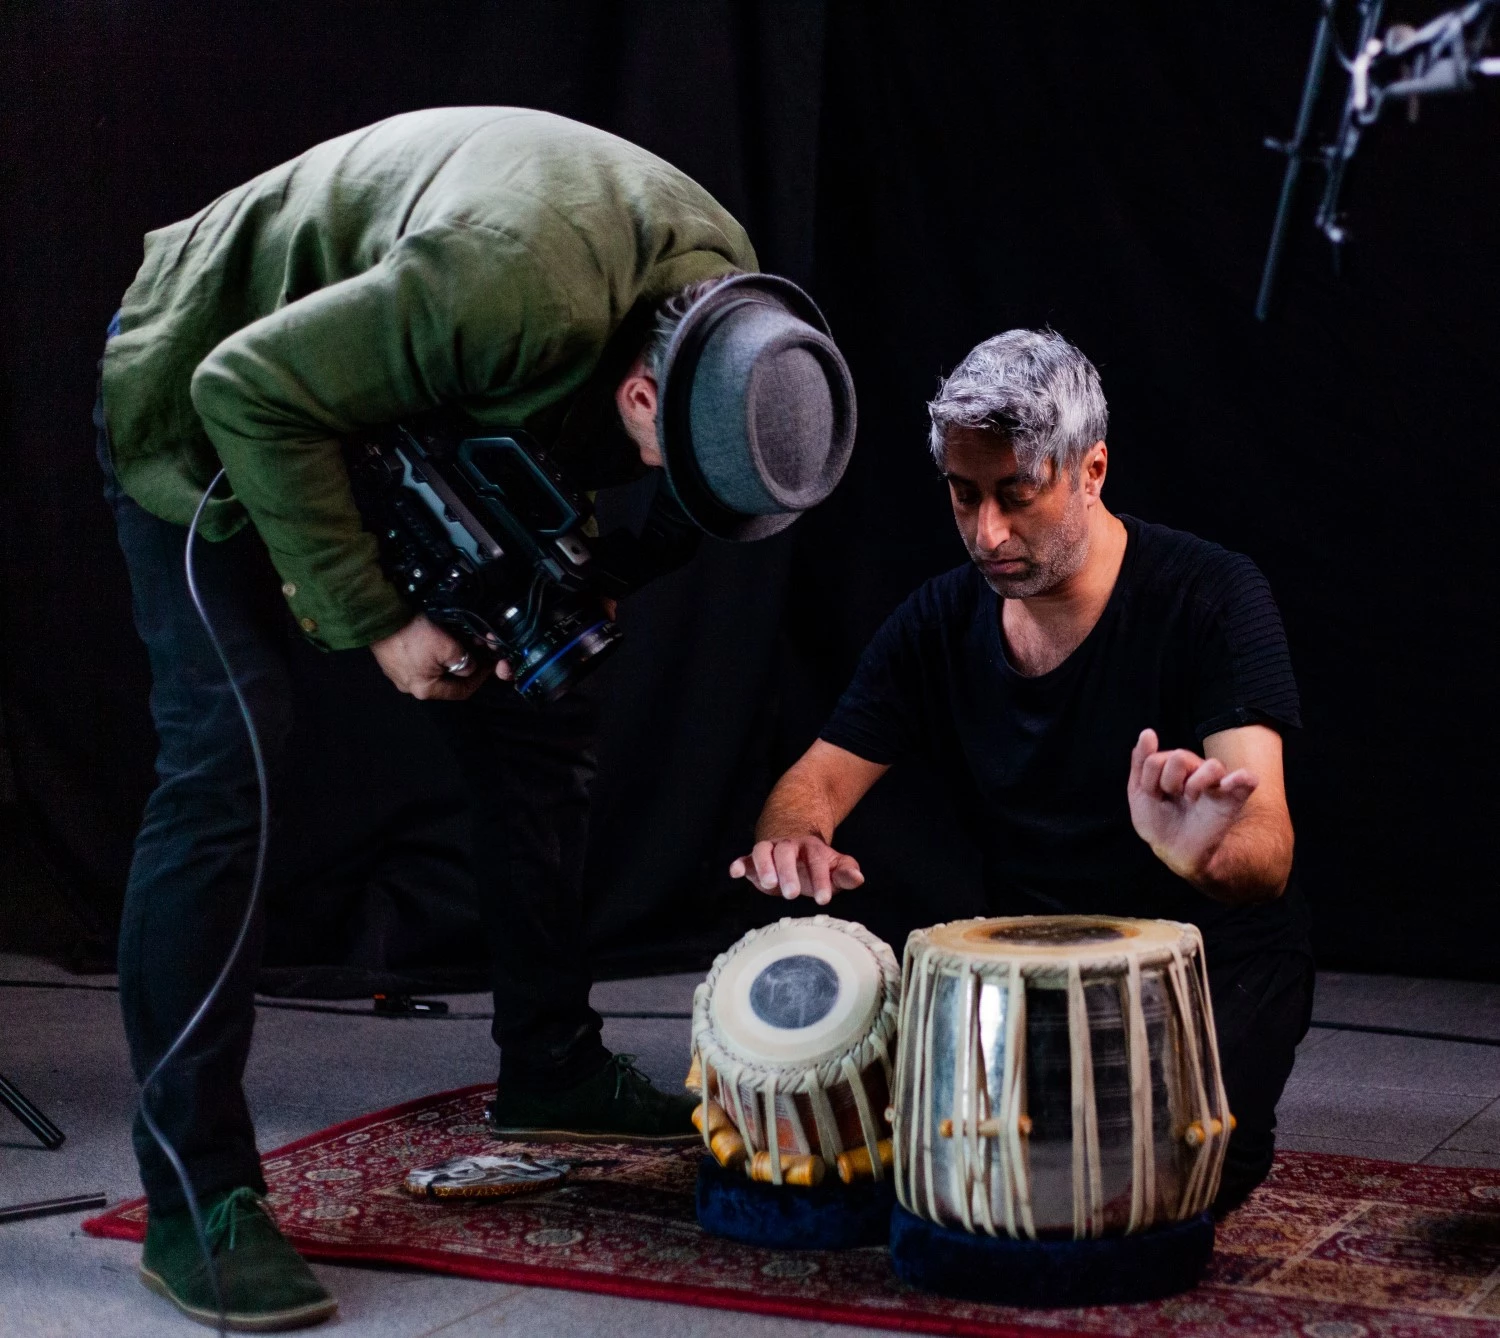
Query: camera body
347 422 622 701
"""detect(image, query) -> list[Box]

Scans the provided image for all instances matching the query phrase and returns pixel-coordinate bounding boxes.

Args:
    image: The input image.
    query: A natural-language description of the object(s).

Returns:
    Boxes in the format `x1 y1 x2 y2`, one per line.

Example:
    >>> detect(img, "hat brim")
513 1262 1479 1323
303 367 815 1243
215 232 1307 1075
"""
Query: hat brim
656 274 837 543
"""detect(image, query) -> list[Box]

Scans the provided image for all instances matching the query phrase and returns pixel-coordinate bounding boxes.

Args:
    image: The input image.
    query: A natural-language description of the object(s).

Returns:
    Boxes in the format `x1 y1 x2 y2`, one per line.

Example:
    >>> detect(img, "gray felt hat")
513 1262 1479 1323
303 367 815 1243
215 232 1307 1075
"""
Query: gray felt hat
656 274 856 541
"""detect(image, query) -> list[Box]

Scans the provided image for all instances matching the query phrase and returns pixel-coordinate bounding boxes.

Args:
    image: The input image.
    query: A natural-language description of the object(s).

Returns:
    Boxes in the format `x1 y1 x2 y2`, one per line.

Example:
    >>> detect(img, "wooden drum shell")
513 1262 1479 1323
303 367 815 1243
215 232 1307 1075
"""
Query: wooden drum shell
692 915 901 1186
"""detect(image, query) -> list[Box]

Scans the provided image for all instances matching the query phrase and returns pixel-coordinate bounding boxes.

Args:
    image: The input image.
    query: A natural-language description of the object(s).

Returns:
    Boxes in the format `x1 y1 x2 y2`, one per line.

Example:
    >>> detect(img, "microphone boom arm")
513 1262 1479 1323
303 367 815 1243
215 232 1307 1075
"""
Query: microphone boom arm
1255 0 1499 319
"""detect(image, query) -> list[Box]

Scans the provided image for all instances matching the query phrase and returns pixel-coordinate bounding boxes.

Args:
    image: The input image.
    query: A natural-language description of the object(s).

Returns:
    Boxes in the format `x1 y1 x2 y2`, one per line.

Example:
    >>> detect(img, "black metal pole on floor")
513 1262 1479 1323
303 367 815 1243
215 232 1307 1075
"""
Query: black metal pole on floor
0 1071 66 1149
0 1193 107 1225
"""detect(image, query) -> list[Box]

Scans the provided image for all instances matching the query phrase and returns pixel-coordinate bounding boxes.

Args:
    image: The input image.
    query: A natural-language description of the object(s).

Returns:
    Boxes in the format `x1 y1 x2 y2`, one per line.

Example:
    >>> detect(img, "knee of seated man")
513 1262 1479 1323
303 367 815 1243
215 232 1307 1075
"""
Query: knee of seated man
1209 953 1314 1080
1207 952 1314 1213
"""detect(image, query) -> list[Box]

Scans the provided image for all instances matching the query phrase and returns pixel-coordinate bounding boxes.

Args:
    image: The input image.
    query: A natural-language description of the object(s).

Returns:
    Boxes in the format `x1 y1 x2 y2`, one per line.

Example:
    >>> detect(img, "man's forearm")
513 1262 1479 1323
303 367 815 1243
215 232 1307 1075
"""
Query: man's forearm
754 763 839 844
1185 813 1294 906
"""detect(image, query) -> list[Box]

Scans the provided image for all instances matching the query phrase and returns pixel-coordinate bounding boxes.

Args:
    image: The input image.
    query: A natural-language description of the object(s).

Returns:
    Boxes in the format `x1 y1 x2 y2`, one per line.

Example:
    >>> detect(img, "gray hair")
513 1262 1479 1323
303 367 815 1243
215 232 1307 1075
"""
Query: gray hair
642 276 735 379
927 328 1108 480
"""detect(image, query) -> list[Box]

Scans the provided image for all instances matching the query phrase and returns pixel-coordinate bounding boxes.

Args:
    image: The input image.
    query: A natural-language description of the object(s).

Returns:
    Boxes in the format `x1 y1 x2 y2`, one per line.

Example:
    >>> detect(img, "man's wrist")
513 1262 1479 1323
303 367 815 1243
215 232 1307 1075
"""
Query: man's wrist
1150 839 1208 888
752 823 830 845
1157 839 1286 905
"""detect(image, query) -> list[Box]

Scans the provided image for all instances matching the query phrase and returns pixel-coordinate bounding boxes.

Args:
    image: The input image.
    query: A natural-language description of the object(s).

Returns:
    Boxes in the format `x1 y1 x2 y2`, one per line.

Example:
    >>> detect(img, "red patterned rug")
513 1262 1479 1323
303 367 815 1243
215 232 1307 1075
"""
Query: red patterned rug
84 1084 1500 1337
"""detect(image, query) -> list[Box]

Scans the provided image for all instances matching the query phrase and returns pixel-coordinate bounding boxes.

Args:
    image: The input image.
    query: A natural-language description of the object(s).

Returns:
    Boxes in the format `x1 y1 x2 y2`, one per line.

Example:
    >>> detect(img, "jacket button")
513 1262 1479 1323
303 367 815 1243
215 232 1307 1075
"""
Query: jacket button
299 617 318 633
282 582 297 598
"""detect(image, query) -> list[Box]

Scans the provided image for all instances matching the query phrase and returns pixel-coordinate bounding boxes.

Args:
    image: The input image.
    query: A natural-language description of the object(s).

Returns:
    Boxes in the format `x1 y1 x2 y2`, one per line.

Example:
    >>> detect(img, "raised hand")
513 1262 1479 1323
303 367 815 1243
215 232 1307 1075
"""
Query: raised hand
1127 728 1259 886
729 835 866 907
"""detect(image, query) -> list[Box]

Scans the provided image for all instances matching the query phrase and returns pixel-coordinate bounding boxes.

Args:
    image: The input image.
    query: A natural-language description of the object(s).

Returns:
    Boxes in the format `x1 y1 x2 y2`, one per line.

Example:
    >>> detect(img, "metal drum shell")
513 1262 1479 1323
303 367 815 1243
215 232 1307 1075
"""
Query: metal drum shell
892 915 1230 1240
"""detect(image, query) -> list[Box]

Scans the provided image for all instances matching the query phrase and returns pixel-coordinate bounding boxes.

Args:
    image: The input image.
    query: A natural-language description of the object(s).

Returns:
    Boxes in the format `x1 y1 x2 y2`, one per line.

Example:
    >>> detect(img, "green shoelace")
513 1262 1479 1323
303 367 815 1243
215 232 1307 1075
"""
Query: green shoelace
202 1186 269 1254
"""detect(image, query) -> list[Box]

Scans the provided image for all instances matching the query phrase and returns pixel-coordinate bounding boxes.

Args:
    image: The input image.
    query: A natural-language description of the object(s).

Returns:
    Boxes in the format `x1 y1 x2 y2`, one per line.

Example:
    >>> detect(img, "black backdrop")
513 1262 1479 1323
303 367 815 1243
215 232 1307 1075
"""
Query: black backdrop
2 1 1496 982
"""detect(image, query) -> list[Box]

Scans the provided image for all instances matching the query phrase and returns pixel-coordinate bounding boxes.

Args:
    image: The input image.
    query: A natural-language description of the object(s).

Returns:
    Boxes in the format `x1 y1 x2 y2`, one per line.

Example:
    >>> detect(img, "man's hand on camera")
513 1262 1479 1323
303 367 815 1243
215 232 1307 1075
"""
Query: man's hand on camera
370 615 512 701
729 835 865 907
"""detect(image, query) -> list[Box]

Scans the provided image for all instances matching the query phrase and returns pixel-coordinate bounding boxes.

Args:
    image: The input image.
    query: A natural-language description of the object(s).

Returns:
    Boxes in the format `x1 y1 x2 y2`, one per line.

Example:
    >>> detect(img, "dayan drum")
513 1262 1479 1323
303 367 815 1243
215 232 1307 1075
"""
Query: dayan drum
893 916 1231 1239
691 915 900 1187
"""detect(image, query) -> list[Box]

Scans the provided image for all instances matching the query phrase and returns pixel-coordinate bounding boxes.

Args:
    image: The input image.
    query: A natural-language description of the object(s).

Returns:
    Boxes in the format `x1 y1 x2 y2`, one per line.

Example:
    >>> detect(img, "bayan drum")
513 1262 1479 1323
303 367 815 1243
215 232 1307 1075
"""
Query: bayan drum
691 915 900 1189
893 915 1231 1242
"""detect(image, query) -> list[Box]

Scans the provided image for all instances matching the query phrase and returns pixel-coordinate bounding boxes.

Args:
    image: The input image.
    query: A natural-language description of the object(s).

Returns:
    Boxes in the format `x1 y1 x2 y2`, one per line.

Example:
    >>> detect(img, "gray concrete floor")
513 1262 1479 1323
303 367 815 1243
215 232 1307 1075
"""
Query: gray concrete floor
3 955 1500 1336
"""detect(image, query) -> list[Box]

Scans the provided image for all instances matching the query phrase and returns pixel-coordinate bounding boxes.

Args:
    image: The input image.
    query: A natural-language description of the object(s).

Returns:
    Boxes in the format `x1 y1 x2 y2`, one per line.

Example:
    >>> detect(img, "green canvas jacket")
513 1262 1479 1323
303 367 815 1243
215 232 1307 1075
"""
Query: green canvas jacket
101 107 756 649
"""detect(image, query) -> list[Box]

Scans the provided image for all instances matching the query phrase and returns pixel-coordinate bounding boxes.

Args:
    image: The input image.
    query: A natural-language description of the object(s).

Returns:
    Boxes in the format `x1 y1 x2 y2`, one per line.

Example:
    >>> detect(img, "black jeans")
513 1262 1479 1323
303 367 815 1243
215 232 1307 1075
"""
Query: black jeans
1208 948 1315 1216
97 392 608 1212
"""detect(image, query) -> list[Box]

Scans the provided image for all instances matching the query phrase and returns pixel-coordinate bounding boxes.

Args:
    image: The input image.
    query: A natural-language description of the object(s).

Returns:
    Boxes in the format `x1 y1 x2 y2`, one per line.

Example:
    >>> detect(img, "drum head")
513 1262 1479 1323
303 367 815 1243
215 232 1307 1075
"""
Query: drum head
709 919 886 1067
925 915 1193 968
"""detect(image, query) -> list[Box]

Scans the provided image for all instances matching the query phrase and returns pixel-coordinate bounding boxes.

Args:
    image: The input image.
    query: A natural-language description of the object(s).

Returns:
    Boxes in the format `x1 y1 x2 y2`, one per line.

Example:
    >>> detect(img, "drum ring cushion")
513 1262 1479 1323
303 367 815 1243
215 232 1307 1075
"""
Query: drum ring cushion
696 1157 895 1250
889 1202 1215 1306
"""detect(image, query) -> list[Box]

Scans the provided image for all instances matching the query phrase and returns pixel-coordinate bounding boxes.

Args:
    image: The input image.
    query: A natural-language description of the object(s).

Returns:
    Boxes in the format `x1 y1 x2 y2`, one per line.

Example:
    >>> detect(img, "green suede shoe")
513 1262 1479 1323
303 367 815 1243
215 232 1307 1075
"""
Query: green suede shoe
139 1186 337 1332
486 1052 699 1143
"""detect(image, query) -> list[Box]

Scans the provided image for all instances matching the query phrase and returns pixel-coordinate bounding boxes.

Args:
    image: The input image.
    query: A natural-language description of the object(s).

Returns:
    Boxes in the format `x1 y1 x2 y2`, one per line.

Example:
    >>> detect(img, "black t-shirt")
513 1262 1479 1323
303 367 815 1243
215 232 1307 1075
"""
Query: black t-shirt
820 515 1311 963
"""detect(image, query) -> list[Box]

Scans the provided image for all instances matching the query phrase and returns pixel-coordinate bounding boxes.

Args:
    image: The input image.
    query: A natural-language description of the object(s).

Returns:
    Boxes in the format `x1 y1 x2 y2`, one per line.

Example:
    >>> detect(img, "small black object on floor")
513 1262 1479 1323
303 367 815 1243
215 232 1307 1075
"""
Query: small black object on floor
888 1203 1216 1306
696 1156 895 1250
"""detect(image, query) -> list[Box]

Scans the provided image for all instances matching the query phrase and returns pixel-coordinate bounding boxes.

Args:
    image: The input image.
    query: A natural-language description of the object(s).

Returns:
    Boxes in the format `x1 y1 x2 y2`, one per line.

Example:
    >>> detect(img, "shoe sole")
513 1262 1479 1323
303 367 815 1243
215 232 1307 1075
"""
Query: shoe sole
139 1264 337 1332
487 1125 700 1145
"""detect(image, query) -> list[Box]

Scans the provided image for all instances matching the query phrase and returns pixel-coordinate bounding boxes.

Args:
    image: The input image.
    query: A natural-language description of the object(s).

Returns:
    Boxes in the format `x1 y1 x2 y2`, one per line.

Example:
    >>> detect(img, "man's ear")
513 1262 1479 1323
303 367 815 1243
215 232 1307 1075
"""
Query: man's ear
1083 441 1108 497
615 359 663 466
614 360 658 429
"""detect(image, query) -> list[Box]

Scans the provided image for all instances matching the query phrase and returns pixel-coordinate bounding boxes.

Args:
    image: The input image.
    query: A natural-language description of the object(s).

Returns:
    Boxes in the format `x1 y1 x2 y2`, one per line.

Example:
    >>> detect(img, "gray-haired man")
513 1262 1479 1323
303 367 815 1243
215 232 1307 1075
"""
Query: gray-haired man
730 328 1312 1215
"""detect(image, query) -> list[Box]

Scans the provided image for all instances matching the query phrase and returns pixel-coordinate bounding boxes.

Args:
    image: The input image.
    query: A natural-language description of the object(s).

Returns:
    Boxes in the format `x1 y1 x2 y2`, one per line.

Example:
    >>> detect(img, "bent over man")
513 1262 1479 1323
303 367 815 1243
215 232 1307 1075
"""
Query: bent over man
732 328 1310 1217
101 107 853 1329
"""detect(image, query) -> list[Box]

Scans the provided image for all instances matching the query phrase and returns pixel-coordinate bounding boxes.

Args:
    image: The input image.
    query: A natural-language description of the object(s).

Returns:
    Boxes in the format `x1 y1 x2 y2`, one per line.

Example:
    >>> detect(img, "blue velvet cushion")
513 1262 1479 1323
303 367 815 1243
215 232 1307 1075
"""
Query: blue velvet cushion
695 1157 894 1250
889 1202 1215 1306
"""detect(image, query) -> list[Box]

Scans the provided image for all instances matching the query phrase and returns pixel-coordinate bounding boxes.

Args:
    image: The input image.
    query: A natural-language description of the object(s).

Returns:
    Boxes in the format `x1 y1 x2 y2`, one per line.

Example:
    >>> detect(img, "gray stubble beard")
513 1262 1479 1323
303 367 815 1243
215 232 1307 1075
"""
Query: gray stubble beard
972 483 1092 599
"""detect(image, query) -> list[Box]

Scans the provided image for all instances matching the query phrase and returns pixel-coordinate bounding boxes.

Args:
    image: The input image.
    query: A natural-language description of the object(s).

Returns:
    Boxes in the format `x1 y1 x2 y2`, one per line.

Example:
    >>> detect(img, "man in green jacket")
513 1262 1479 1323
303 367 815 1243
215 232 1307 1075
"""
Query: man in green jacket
99 106 854 1330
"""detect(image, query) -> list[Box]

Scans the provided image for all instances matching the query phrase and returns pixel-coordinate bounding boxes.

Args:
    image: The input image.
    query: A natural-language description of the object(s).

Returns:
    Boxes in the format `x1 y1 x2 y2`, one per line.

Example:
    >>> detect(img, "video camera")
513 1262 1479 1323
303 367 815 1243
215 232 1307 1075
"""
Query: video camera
347 422 622 701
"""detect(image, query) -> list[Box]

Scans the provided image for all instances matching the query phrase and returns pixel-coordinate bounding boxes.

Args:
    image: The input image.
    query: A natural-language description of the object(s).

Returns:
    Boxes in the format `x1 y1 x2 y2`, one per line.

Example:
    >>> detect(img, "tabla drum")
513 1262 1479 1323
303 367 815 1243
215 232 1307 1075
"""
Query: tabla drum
691 915 900 1186
893 915 1231 1240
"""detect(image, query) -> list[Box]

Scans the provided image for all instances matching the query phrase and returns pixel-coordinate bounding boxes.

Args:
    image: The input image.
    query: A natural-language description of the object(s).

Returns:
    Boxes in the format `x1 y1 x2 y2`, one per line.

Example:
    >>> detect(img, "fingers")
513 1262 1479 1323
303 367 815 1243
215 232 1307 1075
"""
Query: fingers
1128 728 1157 793
731 838 862 903
1135 739 1258 805
413 672 485 703
1216 768 1259 803
772 841 807 900
830 854 865 890
804 843 835 905
1158 751 1201 797
494 659 514 682
1136 740 1211 800
750 841 778 893
1182 757 1226 800
1139 748 1167 796
428 624 468 663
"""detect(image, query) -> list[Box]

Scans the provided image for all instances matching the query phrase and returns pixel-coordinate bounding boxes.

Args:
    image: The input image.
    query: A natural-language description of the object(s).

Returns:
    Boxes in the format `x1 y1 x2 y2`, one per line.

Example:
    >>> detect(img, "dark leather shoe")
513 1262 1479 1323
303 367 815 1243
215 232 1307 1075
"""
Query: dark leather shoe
486 1052 698 1143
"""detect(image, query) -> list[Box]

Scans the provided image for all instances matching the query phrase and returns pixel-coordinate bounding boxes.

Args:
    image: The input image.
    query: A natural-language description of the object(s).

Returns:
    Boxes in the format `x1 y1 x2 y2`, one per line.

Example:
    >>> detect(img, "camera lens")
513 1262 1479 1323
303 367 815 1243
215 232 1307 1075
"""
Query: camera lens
511 604 623 701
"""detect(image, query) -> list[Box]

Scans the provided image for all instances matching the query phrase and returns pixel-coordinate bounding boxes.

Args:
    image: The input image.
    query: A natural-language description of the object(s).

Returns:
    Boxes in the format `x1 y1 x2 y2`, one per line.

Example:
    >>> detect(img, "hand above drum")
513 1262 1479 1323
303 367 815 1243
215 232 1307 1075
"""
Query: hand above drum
728 835 866 905
1127 727 1260 888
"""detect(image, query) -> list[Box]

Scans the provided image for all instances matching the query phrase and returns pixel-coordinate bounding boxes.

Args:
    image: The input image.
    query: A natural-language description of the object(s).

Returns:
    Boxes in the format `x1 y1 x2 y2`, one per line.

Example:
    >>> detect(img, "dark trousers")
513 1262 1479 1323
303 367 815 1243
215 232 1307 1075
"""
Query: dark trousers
1207 948 1315 1216
97 395 608 1212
